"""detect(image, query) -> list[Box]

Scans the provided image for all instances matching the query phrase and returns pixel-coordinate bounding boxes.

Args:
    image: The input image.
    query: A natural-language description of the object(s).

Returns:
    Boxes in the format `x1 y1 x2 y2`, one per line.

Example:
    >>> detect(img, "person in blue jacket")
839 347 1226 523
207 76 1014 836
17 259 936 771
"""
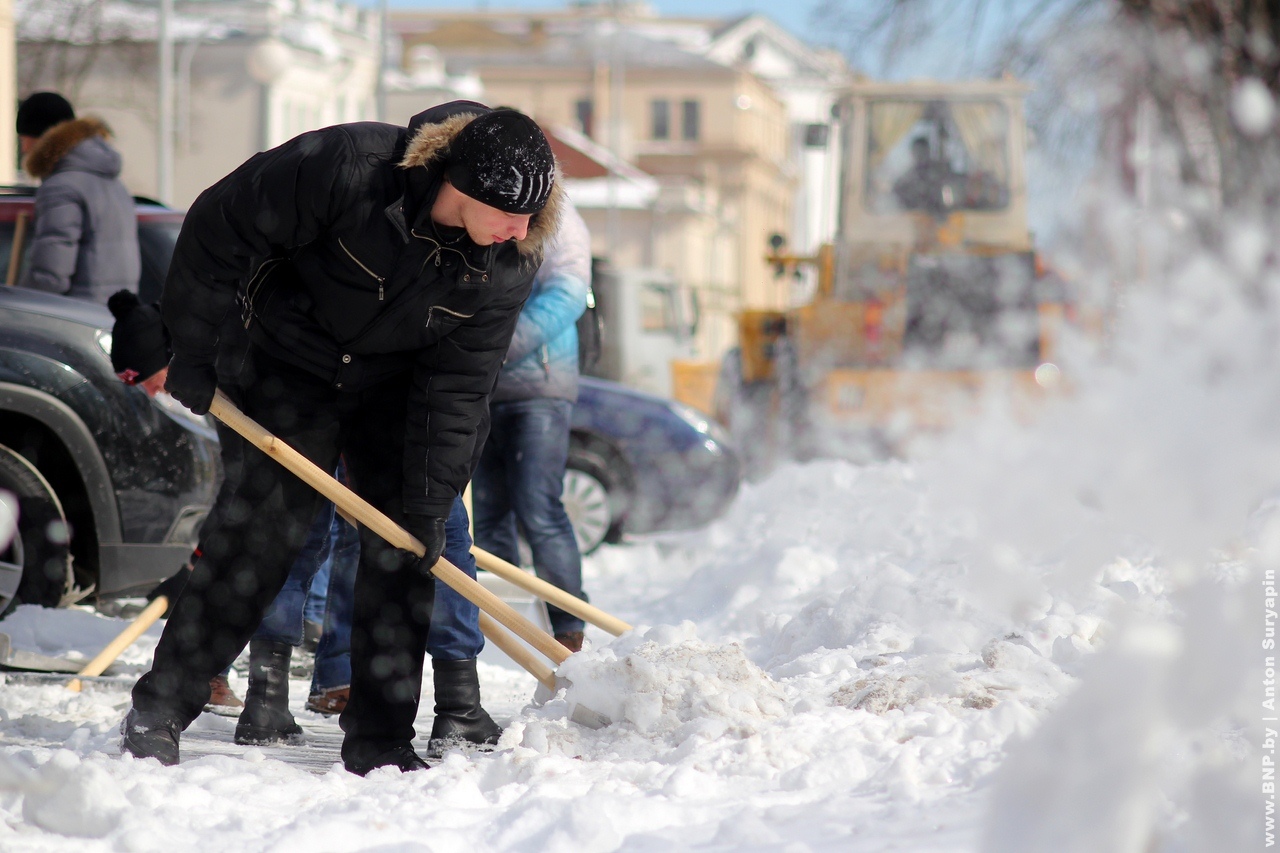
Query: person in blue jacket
472 198 591 651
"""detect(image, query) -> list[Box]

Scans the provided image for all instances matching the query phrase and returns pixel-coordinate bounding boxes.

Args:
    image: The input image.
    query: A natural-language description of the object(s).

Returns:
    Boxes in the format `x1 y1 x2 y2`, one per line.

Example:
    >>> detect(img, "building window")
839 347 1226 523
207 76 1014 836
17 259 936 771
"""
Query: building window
804 123 830 147
651 99 670 140
575 98 594 138
682 100 700 141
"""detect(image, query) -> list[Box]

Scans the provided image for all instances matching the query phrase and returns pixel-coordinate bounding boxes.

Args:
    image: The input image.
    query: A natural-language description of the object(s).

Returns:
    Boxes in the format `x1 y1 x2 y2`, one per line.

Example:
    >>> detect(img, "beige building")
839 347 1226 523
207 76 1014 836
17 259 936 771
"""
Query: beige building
391 4 797 363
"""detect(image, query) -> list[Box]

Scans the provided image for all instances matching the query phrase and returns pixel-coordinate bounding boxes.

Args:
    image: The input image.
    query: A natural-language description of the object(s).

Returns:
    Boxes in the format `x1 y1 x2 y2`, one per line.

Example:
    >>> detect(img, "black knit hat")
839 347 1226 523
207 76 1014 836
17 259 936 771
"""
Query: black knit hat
446 109 555 214
16 92 75 138
107 290 170 384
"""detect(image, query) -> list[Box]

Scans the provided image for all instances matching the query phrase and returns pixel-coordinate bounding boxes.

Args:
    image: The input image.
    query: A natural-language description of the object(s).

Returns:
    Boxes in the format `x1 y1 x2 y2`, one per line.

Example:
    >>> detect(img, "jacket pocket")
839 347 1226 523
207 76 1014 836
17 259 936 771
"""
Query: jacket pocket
242 258 287 329
338 237 387 301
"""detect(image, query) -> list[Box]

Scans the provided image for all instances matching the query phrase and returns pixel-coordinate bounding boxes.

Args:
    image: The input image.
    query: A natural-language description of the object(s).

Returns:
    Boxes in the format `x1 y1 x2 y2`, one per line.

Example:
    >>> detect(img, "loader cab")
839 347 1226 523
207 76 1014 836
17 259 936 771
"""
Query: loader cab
819 79 1042 371
835 79 1033 268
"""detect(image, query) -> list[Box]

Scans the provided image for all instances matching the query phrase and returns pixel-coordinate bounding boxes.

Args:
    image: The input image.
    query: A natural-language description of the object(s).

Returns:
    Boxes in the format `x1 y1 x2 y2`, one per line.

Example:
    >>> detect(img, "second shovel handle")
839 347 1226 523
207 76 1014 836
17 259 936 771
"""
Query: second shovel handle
471 547 631 636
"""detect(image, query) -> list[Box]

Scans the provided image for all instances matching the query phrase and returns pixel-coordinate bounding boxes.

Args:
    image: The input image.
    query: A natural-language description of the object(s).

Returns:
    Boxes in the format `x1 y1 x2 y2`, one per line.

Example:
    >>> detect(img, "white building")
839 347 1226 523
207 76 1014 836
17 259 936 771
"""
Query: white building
701 14 851 303
17 0 381 207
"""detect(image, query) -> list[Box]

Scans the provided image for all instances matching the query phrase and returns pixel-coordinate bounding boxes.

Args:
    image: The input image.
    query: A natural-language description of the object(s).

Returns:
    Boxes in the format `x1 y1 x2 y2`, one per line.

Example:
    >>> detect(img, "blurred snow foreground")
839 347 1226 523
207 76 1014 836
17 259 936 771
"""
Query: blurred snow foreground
0 186 1272 852
0 181 1267 853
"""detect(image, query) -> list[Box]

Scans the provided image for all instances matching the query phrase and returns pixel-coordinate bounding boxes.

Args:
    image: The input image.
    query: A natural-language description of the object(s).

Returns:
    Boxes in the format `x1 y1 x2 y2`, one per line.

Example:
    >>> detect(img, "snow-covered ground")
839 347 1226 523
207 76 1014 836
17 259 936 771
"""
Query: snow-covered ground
0 432 1254 851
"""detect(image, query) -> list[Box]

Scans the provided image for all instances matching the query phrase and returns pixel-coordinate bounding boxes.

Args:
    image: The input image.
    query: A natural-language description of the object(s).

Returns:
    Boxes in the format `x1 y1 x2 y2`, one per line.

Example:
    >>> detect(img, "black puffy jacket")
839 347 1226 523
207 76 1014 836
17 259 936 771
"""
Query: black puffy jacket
161 101 564 516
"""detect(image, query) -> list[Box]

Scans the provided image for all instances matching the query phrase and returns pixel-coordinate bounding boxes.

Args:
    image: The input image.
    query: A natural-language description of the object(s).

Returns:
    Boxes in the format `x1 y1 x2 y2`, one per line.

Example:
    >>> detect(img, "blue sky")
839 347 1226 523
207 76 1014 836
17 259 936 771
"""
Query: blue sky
380 0 826 42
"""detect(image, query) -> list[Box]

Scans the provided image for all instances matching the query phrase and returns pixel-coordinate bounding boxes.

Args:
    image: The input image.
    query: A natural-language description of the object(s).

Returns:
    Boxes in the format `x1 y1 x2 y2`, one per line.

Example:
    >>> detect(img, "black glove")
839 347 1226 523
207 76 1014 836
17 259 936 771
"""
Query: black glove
164 354 218 416
402 513 447 573
146 562 193 618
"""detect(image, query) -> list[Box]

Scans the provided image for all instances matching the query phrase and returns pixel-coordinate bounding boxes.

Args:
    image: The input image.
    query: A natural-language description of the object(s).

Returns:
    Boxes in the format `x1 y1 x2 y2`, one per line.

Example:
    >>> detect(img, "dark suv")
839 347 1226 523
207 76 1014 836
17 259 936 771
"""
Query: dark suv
0 187 217 613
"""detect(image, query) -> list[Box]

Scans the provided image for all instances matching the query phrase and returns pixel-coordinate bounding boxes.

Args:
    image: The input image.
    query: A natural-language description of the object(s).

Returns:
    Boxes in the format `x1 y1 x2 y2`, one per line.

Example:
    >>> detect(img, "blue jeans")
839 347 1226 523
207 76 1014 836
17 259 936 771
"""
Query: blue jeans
309 509 358 692
262 491 485 678
427 497 486 660
473 398 585 634
253 495 357 693
303 560 329 627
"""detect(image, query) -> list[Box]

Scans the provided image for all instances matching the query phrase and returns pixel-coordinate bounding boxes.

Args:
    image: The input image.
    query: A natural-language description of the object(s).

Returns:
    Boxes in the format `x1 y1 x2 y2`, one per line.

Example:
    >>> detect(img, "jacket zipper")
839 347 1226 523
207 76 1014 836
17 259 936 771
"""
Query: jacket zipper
339 237 386 300
409 228 492 275
243 258 282 329
426 305 477 326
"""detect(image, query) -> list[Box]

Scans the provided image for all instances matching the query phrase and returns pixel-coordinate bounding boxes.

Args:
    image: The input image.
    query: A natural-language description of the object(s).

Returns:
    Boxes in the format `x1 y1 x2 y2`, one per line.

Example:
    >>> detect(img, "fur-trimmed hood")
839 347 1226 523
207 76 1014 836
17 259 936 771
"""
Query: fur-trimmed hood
24 116 119 180
399 110 565 260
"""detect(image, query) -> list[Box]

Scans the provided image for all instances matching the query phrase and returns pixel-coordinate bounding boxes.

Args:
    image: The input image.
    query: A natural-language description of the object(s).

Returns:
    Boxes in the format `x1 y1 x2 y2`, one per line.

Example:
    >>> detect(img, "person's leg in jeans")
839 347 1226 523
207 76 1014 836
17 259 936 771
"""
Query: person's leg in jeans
307 506 359 713
424 496 501 753
254 502 335 647
503 399 585 639
427 496 485 661
234 498 337 745
303 558 330 639
472 407 521 569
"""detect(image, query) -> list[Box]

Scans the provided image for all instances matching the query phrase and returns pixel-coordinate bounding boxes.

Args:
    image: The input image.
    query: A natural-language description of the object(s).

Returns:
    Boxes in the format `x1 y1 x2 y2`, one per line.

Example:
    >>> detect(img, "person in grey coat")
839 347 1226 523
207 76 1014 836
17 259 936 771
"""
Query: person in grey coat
16 92 140 301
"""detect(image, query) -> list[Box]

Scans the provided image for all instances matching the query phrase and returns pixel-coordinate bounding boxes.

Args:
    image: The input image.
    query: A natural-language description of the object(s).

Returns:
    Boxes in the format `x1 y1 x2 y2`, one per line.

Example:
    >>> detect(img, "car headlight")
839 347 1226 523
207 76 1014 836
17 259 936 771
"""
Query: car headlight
96 329 113 360
669 401 733 446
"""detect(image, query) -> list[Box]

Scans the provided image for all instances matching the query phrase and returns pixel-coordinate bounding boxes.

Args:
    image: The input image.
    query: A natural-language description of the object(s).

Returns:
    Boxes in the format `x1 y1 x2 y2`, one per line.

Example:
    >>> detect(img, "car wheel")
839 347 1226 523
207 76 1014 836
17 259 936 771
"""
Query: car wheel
0 444 72 615
563 445 628 555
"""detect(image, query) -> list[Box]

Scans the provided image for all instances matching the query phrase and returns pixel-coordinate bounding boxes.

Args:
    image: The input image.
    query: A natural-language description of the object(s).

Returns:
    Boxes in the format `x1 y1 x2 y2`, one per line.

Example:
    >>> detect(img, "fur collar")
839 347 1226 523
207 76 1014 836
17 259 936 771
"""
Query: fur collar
399 112 565 259
24 117 113 180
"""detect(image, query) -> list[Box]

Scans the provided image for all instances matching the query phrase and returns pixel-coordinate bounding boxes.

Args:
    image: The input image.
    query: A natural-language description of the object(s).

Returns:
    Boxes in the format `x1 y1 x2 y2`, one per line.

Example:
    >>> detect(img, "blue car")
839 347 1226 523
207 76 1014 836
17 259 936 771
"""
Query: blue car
565 377 742 553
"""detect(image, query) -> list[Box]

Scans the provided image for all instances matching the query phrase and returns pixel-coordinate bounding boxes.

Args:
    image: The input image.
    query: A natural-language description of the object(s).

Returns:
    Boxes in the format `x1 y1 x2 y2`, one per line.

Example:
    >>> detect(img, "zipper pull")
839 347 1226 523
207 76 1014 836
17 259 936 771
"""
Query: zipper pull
379 283 384 301
435 253 441 267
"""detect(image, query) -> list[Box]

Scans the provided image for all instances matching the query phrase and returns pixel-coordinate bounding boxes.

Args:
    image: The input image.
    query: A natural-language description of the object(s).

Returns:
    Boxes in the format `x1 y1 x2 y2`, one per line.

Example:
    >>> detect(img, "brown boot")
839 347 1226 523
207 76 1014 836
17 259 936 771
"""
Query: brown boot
305 686 349 716
204 675 244 717
554 631 585 653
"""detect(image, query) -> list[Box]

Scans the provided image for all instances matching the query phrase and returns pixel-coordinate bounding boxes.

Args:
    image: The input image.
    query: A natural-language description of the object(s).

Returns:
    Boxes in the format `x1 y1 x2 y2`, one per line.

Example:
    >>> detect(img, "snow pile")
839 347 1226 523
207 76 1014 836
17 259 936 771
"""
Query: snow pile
0 750 129 838
544 623 788 739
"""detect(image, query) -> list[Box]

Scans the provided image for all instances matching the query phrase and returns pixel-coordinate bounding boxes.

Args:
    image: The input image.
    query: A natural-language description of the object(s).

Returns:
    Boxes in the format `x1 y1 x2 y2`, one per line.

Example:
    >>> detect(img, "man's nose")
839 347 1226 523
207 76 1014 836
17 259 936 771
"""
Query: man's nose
507 217 529 241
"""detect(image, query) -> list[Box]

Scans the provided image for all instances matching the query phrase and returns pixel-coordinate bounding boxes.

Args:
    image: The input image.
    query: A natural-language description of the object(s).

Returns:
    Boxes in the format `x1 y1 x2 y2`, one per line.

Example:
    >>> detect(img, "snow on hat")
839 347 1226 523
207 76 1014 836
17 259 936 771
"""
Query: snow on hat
16 92 75 138
107 290 170 385
446 109 555 215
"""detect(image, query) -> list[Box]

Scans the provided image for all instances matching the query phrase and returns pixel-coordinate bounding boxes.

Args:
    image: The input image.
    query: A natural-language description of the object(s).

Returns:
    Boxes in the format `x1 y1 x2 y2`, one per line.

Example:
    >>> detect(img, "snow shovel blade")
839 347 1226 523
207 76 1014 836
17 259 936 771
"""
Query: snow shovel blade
478 612 611 729
0 632 84 673
530 673 610 730
568 696 611 730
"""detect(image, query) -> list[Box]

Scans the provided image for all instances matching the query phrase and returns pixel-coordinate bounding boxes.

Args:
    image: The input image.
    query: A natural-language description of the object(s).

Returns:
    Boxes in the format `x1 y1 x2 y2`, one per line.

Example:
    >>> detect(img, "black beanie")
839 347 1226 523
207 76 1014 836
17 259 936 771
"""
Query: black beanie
446 109 555 214
107 290 170 384
16 92 75 138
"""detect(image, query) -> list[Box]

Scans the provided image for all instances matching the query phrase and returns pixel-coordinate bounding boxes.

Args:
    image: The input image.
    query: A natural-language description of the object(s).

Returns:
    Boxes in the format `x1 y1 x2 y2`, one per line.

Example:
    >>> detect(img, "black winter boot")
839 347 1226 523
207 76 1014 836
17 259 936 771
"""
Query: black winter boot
234 639 305 746
344 742 429 776
427 658 503 757
120 708 182 766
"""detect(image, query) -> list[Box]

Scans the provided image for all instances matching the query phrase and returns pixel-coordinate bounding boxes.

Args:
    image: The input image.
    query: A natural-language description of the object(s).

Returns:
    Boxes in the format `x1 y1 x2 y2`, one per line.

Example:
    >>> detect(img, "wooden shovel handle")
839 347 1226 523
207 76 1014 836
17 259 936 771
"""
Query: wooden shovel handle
67 595 169 692
208 390 570 666
471 547 631 637
478 612 557 692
